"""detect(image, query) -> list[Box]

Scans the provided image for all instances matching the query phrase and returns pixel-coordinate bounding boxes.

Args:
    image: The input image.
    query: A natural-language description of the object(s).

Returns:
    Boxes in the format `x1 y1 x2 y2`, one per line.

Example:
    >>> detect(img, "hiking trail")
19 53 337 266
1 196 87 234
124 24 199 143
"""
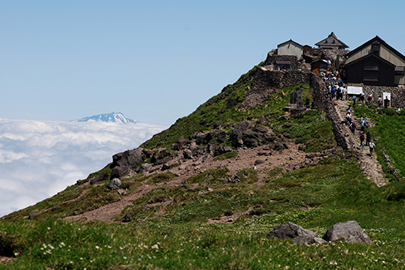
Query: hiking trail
333 98 387 187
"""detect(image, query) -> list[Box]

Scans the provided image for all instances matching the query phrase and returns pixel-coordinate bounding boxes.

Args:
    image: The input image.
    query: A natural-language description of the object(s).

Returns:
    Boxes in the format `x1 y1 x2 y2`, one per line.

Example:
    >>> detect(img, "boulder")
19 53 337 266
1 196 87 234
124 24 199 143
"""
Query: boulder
216 132 227 143
230 129 243 147
183 149 193 159
138 163 152 174
107 178 122 190
110 166 130 179
122 213 133 223
28 212 36 220
292 235 326 245
89 173 107 185
254 125 270 133
267 222 316 239
213 121 223 129
112 148 145 169
243 130 262 140
322 221 372 244
235 121 251 131
214 145 233 156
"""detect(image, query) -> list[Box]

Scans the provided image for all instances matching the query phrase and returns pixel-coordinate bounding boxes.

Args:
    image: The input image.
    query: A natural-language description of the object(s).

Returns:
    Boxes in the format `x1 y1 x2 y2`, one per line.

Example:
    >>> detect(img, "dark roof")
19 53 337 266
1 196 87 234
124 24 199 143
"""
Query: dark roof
345 52 396 68
346 36 405 63
315 32 349 49
277 39 303 49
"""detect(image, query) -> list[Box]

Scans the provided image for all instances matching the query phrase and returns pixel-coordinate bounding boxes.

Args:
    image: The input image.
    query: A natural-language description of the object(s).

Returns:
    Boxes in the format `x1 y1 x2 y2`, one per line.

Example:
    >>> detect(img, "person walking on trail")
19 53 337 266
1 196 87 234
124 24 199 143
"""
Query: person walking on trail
360 131 365 147
366 131 371 146
353 95 357 107
350 121 356 134
369 140 375 154
361 118 368 131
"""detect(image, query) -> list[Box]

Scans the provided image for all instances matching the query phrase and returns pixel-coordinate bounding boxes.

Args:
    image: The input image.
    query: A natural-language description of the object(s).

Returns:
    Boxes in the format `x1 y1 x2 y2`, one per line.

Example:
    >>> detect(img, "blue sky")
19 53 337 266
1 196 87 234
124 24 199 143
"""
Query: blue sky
1 0 405 126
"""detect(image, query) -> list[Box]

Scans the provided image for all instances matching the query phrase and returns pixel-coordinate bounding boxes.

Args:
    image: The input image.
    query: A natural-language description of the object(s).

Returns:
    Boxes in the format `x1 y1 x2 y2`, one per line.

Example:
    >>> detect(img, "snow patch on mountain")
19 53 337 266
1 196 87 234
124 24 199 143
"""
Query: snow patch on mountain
75 112 137 124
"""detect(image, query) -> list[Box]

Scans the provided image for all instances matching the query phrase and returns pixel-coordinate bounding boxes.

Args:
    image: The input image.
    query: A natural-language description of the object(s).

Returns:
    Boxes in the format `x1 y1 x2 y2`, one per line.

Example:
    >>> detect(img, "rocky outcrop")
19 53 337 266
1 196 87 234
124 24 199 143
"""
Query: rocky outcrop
112 148 145 170
89 173 108 185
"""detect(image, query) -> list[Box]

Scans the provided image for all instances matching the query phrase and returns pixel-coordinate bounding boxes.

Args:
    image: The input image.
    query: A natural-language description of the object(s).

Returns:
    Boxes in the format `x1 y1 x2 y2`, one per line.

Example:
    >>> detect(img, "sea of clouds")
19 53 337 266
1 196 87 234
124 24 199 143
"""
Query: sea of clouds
0 118 166 217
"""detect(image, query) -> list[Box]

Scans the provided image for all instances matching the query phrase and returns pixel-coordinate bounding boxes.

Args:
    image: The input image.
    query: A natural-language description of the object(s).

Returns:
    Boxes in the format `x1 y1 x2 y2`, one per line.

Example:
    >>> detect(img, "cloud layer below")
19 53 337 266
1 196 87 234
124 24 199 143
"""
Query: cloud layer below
0 118 166 217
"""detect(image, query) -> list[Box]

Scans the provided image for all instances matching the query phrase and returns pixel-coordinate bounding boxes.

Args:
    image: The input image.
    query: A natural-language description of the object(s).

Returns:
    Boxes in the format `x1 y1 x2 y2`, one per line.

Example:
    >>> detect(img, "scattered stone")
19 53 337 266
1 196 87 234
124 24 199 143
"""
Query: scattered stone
117 189 127 196
181 180 187 185
213 121 223 129
28 212 36 220
183 149 193 159
51 207 57 212
254 160 264 165
214 145 233 156
216 132 227 143
107 178 122 190
207 187 214 192
179 165 187 170
122 213 133 223
267 222 316 239
322 220 372 244
161 164 170 171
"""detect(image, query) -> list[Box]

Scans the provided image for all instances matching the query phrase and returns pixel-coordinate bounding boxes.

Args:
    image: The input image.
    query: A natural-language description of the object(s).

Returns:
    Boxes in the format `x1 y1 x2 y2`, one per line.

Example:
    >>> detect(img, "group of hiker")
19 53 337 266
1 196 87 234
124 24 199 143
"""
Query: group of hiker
345 105 375 154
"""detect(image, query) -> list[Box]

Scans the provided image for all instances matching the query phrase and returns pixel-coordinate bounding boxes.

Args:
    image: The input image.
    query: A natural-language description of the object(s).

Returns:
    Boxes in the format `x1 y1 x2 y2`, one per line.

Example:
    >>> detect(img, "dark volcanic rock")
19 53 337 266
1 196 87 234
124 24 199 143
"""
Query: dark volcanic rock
110 166 130 179
235 121 251 131
213 121 223 129
28 212 36 220
322 221 372 244
112 148 145 169
216 132 227 143
230 129 243 147
267 222 316 239
90 173 108 185
214 145 233 156
122 213 133 223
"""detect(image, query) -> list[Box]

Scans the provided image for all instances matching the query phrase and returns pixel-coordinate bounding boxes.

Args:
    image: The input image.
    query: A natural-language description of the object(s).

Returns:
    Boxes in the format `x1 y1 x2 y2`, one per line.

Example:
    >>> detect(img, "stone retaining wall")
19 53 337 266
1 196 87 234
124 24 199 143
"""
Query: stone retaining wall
361 85 405 108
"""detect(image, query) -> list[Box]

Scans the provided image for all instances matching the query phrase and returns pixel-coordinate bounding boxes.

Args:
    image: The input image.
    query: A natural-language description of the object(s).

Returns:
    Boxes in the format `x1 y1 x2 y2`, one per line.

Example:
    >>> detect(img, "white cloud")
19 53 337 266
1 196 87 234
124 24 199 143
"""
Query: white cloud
0 118 166 217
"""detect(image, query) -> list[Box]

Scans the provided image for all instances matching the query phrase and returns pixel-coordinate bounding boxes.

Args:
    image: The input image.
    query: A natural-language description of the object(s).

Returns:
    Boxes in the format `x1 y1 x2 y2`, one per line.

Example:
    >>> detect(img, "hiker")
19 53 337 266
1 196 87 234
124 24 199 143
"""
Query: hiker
360 93 365 103
350 121 356 134
361 118 368 131
384 96 389 108
332 87 336 100
366 131 371 146
369 140 375 154
378 96 383 108
353 95 357 106
367 95 372 104
360 131 365 147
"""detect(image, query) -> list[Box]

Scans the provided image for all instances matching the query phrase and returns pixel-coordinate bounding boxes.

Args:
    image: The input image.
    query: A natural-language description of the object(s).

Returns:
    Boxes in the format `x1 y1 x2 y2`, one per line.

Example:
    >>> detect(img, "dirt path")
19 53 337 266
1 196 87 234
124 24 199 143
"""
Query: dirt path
64 143 330 223
334 99 387 187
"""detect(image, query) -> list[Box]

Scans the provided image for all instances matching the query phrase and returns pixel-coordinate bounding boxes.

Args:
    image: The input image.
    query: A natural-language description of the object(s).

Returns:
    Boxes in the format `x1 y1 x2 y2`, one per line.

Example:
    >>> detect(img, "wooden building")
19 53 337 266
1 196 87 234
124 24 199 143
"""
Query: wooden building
277 39 303 60
310 59 329 75
315 32 348 50
345 36 405 86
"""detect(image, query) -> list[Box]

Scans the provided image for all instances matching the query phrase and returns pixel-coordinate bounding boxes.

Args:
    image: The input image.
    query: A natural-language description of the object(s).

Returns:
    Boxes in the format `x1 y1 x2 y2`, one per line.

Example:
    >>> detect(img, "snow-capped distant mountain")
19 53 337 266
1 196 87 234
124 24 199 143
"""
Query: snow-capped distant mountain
75 112 137 124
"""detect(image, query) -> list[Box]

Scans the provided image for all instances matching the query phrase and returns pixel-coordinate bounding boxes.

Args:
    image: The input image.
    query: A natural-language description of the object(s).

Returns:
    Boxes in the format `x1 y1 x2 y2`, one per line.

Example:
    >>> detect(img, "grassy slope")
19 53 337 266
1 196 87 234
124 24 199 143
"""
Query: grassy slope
1 70 405 269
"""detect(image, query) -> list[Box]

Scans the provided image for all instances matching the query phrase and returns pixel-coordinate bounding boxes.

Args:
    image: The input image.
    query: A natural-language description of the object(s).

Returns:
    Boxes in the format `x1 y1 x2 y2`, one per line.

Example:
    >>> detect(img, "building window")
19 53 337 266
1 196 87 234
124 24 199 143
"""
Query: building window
364 76 379 82
364 66 379 71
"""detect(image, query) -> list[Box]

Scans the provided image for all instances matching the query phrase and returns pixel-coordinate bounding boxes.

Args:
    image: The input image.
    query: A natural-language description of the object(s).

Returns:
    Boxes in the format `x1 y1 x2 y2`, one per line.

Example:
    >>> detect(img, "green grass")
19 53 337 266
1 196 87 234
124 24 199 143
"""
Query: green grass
3 156 405 269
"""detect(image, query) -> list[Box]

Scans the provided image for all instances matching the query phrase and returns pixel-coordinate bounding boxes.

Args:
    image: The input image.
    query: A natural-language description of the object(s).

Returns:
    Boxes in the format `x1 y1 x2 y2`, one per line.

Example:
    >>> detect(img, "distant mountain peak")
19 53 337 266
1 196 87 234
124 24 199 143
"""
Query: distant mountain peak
76 112 137 124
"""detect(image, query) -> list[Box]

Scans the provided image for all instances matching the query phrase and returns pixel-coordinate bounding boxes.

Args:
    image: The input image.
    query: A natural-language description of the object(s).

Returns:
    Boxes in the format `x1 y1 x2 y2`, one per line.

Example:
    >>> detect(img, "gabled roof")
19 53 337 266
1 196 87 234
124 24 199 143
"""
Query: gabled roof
315 32 348 49
346 35 405 63
345 52 396 68
277 39 303 49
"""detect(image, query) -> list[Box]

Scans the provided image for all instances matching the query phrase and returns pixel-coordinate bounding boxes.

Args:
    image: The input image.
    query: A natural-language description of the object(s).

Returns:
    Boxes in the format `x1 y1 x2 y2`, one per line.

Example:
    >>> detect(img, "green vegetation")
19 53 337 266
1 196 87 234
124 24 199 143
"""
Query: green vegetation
213 151 238 161
3 156 405 269
4 68 405 268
